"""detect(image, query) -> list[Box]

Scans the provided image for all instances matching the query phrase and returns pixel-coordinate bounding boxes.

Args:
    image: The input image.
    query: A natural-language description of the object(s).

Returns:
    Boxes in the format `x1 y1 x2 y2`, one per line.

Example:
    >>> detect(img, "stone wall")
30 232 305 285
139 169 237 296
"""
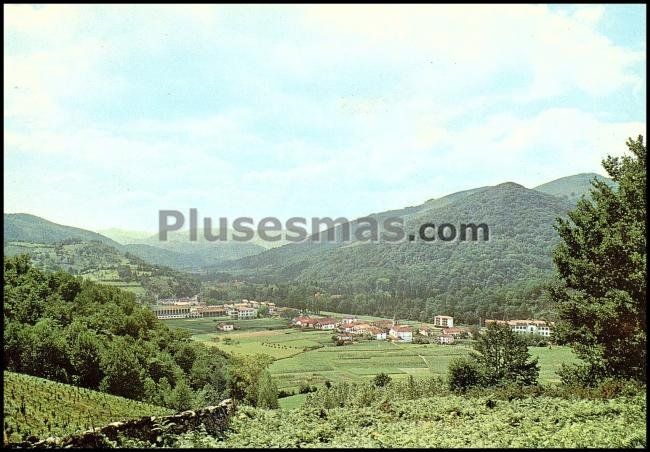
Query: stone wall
7 399 234 449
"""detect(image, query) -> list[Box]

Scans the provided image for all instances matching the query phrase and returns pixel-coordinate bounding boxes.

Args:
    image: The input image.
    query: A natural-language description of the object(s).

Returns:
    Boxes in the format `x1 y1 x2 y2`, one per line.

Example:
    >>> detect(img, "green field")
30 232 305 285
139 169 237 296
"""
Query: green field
167 316 577 399
3 371 173 442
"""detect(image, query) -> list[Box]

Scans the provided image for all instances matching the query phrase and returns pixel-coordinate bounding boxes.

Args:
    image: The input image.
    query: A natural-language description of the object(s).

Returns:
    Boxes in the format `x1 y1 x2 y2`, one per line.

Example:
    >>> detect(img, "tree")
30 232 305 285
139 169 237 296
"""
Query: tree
169 378 194 411
472 323 539 386
227 354 273 405
373 372 392 387
551 135 646 383
256 371 279 409
447 357 483 392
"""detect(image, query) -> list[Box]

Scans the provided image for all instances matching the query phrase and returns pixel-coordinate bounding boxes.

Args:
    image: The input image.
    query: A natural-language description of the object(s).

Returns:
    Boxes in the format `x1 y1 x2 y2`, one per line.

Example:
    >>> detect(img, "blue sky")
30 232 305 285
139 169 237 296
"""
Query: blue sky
4 4 646 231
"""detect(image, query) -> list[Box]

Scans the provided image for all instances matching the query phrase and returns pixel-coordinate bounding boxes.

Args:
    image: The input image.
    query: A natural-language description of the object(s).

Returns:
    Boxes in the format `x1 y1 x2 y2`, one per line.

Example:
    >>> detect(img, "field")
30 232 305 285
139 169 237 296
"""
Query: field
165 316 577 397
3 371 173 442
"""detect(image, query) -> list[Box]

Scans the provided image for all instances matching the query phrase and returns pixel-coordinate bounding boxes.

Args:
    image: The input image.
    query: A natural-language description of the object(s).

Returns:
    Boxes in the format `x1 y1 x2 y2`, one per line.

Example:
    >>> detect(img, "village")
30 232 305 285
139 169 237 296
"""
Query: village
150 296 554 345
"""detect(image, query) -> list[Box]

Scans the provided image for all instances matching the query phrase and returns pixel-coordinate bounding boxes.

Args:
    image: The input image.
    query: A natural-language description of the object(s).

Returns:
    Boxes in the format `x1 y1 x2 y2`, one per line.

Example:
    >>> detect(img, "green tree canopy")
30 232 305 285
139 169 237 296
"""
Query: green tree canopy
551 135 646 382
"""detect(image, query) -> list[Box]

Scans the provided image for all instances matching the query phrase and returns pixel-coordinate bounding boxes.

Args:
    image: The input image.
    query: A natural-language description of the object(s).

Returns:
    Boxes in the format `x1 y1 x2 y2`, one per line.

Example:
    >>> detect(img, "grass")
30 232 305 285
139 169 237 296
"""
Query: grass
3 371 173 442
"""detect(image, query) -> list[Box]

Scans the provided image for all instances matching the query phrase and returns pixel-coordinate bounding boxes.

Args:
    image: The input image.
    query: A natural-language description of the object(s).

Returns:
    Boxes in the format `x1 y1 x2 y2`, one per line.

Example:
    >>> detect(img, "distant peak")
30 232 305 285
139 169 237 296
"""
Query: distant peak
494 182 526 189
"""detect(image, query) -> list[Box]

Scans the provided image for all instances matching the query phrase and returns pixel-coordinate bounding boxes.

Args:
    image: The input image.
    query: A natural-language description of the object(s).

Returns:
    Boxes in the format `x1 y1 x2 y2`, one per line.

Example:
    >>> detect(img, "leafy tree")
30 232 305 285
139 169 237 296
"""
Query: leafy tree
447 357 483 392
472 323 539 386
373 372 392 387
169 378 194 412
99 337 145 400
227 354 273 405
256 371 279 409
551 135 646 383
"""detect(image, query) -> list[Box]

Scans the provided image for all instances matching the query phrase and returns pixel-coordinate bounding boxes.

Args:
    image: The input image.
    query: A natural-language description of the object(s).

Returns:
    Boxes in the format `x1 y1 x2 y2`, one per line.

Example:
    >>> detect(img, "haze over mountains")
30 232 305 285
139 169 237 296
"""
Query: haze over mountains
4 173 615 290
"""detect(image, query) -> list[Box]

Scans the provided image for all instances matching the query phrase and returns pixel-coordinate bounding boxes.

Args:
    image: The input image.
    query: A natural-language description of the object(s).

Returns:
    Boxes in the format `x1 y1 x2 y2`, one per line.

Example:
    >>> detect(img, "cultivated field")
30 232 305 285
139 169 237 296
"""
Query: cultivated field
3 371 173 442
165 316 577 396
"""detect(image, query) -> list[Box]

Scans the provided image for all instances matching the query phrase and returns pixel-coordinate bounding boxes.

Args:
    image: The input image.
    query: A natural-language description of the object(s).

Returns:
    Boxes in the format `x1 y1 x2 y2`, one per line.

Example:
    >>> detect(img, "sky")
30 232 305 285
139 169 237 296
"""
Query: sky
4 4 647 231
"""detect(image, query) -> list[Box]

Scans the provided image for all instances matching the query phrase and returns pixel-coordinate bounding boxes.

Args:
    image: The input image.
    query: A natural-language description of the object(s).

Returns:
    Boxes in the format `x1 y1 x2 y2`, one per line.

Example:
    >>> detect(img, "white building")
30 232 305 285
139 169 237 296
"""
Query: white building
218 323 234 331
439 334 455 344
433 315 454 328
315 318 338 330
389 325 413 342
237 307 257 319
486 319 553 337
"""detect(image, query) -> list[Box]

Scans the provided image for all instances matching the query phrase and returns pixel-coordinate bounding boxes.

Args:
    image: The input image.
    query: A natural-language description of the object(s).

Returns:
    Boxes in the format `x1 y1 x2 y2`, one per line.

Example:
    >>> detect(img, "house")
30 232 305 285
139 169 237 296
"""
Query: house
218 323 234 332
419 326 433 336
389 325 413 342
439 334 455 344
433 315 454 328
237 307 257 319
293 316 318 328
342 316 357 324
351 323 372 335
367 326 387 340
485 319 553 337
314 318 338 330
442 327 464 337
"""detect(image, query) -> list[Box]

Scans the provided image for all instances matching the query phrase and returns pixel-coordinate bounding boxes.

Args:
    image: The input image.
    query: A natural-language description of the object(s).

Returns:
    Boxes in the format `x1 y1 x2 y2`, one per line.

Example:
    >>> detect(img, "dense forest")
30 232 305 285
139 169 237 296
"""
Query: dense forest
3 255 227 412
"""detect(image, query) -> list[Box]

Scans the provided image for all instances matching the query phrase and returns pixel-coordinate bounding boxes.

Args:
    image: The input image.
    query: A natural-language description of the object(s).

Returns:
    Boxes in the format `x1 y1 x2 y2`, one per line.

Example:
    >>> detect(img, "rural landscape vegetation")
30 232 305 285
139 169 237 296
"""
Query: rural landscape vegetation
3 4 646 449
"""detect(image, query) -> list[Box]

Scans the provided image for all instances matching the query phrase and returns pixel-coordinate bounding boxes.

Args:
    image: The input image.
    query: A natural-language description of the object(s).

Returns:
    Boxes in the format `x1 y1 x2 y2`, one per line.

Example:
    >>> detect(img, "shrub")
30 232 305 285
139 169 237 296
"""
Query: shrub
373 373 391 388
447 357 482 392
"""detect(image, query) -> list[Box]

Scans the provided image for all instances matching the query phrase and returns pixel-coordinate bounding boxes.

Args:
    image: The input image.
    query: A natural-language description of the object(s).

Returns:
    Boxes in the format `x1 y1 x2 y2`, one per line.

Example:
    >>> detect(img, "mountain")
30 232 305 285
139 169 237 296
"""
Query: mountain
97 228 154 245
4 213 122 248
3 213 270 272
533 172 616 204
215 181 579 321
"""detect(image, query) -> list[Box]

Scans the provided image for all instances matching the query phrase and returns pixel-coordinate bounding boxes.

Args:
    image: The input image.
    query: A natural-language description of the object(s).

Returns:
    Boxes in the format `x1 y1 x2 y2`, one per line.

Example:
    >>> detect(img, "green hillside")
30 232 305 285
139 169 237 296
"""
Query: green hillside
3 214 269 272
3 371 172 443
3 240 200 300
533 173 616 203
221 182 573 321
4 214 121 248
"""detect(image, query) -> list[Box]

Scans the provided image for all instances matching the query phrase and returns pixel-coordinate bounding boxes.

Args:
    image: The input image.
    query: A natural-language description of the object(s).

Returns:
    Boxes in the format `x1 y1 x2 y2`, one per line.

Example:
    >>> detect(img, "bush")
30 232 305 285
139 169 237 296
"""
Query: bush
447 357 482 392
373 373 391 387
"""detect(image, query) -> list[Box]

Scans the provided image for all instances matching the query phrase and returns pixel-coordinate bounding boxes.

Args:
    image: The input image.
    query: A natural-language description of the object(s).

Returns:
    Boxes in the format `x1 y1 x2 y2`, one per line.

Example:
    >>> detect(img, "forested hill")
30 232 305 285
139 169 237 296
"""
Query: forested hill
4 213 122 247
228 182 573 287
533 172 616 203
214 182 576 321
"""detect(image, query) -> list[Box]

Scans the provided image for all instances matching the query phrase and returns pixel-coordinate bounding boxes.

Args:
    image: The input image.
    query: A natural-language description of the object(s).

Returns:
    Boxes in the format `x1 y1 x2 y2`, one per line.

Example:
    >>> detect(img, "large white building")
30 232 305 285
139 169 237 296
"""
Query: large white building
485 319 553 337
433 315 454 328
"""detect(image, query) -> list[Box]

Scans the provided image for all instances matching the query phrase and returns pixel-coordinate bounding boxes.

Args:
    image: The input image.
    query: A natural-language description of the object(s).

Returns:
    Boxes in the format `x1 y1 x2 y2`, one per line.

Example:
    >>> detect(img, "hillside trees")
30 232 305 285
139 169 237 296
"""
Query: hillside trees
3 255 230 410
551 135 646 383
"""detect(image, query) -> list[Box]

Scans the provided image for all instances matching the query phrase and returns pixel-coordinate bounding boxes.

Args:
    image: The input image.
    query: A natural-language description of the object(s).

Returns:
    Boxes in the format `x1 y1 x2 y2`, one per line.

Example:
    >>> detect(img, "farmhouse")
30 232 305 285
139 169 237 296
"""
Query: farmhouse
367 326 387 340
418 326 433 336
389 325 413 342
217 323 234 331
439 334 455 344
433 315 454 328
293 316 318 328
342 316 357 324
442 327 464 337
314 318 338 330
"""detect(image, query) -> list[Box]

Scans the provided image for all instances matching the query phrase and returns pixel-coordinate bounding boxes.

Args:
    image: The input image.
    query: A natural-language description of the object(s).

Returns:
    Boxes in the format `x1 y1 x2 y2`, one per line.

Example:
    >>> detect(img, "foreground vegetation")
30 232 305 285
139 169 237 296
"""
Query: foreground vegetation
3 371 172 442
144 390 646 448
